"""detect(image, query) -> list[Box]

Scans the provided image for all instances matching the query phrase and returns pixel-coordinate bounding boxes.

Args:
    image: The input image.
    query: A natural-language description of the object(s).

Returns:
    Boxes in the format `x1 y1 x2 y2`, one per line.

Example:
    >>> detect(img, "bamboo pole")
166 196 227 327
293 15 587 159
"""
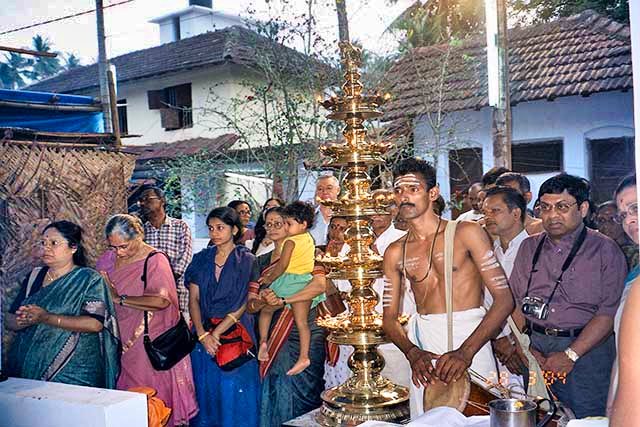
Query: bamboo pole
107 67 121 148
0 45 57 58
0 100 102 112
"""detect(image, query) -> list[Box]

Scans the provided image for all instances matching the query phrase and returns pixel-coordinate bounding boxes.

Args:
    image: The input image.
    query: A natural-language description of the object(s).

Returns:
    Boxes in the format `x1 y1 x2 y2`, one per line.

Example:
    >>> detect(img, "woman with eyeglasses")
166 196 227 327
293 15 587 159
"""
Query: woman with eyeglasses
6 220 120 389
246 206 327 426
228 200 255 245
247 198 286 256
596 200 638 270
96 214 197 427
608 174 639 415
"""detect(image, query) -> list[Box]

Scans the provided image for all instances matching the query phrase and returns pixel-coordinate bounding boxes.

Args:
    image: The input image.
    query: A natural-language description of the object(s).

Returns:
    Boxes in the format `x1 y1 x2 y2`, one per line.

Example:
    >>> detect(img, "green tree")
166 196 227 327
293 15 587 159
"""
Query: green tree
0 53 33 89
512 0 629 24
26 35 61 80
64 53 81 70
387 0 484 51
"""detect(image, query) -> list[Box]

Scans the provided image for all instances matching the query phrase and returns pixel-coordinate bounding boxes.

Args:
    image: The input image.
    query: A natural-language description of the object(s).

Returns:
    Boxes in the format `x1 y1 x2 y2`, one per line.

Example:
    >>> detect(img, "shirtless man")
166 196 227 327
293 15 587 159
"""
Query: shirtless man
382 158 515 415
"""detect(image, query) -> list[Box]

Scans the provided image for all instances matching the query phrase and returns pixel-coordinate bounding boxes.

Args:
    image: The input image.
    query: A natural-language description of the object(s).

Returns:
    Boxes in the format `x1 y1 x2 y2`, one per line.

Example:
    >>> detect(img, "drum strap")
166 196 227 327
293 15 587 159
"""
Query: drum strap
444 220 458 353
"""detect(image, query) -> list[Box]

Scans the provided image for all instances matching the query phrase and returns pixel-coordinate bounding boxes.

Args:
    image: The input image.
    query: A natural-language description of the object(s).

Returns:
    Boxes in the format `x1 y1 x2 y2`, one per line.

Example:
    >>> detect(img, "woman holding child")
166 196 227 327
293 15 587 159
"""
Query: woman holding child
248 204 327 427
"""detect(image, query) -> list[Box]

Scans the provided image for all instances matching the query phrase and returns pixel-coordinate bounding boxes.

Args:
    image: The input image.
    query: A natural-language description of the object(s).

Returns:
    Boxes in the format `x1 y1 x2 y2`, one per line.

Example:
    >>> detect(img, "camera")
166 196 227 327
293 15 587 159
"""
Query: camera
521 296 549 320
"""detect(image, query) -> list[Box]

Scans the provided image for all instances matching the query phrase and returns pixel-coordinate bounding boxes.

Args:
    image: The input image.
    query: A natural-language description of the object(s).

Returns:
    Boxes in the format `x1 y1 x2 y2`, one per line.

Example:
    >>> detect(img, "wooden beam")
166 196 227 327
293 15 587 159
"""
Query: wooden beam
0 100 102 112
0 45 57 58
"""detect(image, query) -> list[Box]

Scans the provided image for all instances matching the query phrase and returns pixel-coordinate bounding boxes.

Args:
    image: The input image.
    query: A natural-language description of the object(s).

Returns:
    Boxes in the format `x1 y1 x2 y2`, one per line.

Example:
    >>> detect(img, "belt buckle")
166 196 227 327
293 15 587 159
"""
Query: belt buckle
544 327 559 336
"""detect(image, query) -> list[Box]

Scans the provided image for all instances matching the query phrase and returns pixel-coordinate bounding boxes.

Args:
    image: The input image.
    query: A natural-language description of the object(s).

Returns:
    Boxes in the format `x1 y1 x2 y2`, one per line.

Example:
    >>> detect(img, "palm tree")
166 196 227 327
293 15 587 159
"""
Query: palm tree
26 35 61 81
65 53 81 70
0 53 33 89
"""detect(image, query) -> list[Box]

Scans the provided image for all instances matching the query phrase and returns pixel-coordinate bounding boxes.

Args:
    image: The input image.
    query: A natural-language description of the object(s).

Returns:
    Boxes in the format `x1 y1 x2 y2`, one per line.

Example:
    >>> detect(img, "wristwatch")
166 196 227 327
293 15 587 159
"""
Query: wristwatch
119 294 128 306
564 347 580 363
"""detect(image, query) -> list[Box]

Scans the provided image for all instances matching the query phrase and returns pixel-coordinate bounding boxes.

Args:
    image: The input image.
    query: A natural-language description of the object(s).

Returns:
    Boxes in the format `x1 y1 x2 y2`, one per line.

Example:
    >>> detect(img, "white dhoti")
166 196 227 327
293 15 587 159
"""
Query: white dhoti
407 307 498 417
379 343 412 390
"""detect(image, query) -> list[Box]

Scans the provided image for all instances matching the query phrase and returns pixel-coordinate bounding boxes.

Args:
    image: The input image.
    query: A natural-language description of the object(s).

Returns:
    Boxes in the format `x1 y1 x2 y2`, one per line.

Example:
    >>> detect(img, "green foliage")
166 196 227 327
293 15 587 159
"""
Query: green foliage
512 0 629 24
0 35 78 89
388 0 484 51
163 3 335 211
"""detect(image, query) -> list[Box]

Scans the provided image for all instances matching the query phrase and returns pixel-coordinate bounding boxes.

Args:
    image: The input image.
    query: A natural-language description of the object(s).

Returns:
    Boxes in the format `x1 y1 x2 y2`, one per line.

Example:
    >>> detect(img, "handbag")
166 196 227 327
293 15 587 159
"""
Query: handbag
142 251 196 371
206 317 256 371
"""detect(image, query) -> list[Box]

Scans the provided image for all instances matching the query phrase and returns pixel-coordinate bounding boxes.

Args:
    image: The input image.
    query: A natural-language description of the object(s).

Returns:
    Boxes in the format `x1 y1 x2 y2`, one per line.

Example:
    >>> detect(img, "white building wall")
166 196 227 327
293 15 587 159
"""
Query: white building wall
114 65 256 146
414 91 634 204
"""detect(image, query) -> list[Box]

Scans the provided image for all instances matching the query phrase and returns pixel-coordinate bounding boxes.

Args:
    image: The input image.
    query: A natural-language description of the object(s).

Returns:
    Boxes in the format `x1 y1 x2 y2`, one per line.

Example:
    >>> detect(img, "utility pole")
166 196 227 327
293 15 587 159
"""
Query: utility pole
335 0 350 44
486 0 511 169
96 0 112 133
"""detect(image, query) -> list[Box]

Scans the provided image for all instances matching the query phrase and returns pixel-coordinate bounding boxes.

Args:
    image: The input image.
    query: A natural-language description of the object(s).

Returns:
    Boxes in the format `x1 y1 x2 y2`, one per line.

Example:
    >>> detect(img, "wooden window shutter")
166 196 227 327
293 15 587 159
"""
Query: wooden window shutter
160 108 180 129
147 90 164 110
175 83 192 107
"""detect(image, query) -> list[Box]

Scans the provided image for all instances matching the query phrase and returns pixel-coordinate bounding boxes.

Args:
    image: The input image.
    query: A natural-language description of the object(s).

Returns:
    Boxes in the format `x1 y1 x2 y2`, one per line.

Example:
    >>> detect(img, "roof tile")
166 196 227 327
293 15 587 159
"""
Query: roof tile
382 10 631 121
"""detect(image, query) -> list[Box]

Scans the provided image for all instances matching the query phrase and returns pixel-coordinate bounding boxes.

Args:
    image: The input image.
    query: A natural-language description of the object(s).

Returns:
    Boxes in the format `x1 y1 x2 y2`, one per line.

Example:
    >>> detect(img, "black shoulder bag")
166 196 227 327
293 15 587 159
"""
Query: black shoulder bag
142 251 195 371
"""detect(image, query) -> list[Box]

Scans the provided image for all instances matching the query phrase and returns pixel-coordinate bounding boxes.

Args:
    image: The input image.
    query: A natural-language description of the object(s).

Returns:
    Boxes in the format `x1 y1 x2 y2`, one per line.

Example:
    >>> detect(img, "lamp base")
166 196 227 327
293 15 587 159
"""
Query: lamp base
316 382 410 426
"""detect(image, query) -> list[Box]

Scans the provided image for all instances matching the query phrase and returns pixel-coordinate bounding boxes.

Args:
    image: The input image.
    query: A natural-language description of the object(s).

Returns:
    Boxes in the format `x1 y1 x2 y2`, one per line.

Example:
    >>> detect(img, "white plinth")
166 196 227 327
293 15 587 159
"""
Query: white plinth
0 377 148 427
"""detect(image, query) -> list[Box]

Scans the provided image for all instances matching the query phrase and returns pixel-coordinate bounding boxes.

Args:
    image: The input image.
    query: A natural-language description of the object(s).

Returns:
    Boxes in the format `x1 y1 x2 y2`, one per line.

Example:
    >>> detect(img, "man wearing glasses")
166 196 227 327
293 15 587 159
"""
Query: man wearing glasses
137 184 193 322
509 173 627 418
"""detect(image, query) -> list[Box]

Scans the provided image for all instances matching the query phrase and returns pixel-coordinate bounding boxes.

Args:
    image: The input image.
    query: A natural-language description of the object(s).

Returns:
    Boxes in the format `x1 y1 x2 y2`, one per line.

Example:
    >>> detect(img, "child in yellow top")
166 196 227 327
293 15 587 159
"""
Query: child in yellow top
258 201 325 375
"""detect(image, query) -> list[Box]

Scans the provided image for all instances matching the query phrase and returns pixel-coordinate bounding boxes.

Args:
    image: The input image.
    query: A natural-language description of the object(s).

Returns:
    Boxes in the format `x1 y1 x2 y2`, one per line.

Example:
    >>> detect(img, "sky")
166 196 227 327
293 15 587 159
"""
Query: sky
1 0 417 65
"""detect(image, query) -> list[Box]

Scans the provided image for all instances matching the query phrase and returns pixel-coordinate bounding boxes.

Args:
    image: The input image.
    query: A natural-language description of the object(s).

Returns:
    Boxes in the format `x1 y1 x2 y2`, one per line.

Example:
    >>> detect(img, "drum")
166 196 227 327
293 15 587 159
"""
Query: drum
422 370 561 426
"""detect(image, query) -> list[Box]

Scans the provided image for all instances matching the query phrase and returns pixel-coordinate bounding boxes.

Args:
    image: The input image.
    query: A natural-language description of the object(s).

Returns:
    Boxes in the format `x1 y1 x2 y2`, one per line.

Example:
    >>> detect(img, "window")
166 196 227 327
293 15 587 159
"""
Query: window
117 99 128 135
512 140 563 174
147 83 193 131
449 147 483 193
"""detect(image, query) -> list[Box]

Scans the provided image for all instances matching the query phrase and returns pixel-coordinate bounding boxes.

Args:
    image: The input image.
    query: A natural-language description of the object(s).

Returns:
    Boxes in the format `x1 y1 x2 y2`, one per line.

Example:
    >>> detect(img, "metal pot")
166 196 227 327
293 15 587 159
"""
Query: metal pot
489 398 556 427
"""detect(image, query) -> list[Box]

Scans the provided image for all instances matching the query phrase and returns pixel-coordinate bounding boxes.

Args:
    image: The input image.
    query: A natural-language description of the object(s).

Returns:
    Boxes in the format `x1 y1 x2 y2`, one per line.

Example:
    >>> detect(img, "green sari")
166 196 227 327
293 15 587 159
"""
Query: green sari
8 267 121 388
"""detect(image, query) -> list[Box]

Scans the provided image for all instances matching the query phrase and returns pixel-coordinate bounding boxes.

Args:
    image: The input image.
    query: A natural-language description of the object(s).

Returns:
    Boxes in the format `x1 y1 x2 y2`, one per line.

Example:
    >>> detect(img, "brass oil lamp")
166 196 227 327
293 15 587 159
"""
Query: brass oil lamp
315 42 410 426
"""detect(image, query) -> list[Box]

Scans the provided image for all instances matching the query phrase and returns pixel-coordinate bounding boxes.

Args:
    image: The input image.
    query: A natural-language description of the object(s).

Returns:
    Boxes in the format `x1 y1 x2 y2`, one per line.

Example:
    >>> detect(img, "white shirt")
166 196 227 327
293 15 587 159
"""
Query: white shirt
309 206 330 246
485 228 529 338
494 228 530 277
374 224 407 255
457 210 483 222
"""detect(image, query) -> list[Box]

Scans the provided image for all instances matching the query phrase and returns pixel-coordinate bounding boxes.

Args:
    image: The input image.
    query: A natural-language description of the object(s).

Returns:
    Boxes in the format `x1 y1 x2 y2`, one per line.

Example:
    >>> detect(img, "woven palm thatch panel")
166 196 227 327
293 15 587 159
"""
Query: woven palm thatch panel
0 143 136 353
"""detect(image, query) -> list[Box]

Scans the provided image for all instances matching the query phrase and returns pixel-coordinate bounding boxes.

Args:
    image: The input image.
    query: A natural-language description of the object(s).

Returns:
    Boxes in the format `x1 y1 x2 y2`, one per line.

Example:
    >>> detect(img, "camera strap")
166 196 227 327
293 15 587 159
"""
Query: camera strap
524 225 588 304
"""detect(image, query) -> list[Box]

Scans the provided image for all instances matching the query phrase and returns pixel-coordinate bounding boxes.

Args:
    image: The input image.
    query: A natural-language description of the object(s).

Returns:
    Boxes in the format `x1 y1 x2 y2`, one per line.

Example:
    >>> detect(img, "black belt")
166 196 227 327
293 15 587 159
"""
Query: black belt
525 320 584 338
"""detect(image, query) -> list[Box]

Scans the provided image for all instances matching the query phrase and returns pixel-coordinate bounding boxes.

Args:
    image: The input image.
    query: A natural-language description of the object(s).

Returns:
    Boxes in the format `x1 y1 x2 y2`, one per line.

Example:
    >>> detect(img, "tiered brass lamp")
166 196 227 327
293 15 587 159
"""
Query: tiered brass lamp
315 42 410 426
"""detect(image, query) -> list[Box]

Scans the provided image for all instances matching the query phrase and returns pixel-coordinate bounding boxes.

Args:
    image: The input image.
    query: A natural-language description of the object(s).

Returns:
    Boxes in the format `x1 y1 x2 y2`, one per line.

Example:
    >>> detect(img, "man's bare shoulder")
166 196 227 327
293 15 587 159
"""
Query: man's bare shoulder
385 238 404 258
454 220 491 249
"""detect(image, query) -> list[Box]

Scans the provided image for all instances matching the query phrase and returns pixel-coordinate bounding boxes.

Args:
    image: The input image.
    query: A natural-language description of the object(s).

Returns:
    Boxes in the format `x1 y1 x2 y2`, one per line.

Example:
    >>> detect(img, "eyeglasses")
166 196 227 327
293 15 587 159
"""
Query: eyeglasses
329 224 347 231
137 196 160 204
265 221 284 229
539 201 578 214
237 210 252 216
614 203 638 224
109 243 130 251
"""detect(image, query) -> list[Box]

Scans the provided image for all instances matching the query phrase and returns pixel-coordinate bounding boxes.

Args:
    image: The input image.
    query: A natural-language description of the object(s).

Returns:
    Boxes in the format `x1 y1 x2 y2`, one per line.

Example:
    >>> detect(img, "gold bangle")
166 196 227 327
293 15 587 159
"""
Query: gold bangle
227 313 239 323
57 316 61 327
198 332 209 342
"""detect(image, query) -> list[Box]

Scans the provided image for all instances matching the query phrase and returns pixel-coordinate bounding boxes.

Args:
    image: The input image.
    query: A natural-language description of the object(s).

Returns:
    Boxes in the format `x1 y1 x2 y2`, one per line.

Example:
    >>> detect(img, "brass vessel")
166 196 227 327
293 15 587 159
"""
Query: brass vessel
315 42 410 426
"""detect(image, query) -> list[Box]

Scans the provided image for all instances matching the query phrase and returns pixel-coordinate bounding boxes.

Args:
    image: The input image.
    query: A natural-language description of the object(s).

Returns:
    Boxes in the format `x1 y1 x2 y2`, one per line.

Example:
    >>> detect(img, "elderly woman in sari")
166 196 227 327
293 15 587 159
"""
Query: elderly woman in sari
96 214 197 427
247 207 327 427
186 207 261 427
7 220 120 388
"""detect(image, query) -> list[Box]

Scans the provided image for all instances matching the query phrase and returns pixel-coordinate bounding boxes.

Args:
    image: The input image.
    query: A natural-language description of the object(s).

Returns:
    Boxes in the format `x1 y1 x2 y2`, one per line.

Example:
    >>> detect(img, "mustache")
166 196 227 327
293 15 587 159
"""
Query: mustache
399 202 415 208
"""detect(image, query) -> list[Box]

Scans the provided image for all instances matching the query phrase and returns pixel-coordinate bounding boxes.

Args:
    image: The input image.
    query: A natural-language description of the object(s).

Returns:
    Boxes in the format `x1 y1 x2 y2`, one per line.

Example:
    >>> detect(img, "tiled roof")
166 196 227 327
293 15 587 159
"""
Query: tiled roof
130 133 239 160
382 10 632 122
27 25 332 94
